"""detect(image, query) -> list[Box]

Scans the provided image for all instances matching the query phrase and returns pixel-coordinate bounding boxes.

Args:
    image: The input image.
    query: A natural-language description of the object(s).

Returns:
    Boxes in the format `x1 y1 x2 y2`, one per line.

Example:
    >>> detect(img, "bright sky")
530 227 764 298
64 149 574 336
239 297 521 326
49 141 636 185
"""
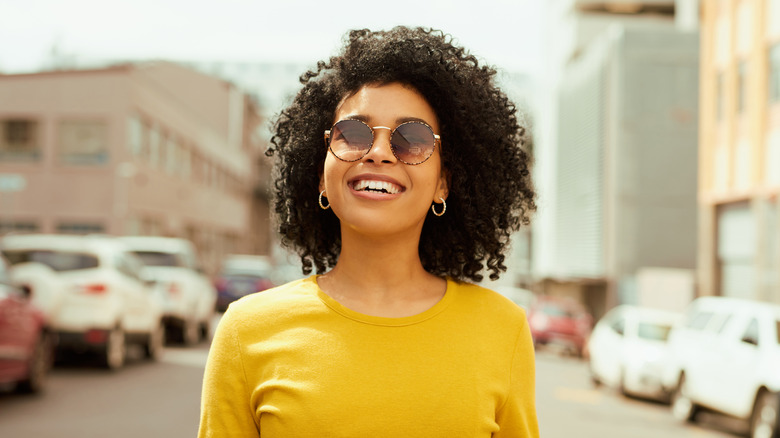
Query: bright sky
0 0 544 76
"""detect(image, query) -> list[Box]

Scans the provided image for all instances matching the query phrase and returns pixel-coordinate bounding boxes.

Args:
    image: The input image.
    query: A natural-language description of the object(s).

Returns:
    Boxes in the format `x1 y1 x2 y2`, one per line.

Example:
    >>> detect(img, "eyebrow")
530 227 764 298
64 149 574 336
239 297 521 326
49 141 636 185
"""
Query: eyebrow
340 114 434 127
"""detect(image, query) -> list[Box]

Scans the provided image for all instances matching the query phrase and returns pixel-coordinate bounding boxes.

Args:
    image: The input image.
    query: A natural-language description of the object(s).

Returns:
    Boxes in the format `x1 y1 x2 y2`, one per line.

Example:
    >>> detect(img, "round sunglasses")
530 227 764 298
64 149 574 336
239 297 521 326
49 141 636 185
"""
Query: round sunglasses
324 119 440 165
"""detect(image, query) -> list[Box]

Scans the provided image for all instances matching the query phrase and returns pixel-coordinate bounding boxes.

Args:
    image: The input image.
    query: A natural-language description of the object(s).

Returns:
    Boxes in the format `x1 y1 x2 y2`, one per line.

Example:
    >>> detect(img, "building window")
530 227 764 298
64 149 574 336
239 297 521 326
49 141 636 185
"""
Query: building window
770 43 780 104
716 72 725 120
737 61 748 114
56 222 105 235
166 136 178 175
761 199 778 301
770 0 780 37
715 143 729 190
717 202 756 299
181 143 191 178
0 221 39 235
148 125 160 168
768 127 780 185
734 137 751 189
715 13 731 66
0 119 40 162
736 1 753 55
158 131 169 170
59 120 109 165
127 116 143 156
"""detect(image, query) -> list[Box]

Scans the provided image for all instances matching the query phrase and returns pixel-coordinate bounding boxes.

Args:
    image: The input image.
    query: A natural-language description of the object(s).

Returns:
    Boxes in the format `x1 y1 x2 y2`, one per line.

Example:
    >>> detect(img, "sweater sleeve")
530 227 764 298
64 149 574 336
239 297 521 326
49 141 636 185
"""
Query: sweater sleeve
494 316 540 438
198 307 260 438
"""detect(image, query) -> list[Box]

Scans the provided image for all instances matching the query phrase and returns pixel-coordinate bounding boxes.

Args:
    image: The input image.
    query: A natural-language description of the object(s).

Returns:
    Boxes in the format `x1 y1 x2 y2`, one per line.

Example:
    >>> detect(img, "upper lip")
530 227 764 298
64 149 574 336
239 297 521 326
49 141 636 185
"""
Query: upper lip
348 173 406 190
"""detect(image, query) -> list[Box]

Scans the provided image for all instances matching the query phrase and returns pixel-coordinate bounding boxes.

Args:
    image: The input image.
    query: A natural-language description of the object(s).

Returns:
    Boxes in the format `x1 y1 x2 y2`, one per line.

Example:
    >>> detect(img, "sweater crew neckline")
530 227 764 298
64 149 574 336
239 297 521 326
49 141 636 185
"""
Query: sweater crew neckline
308 275 456 327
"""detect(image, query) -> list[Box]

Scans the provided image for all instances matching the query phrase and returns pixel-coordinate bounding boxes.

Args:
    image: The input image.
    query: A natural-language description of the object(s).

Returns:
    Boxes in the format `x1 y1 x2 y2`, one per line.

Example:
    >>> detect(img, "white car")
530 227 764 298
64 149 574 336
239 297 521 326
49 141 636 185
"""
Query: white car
588 305 680 401
119 236 216 345
661 296 780 438
0 234 165 369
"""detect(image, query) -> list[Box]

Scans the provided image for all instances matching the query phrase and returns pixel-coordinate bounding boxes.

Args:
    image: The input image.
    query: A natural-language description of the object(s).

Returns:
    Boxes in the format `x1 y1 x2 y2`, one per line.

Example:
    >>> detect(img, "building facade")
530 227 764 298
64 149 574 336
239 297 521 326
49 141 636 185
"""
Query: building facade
534 1 700 318
698 0 780 302
0 62 271 274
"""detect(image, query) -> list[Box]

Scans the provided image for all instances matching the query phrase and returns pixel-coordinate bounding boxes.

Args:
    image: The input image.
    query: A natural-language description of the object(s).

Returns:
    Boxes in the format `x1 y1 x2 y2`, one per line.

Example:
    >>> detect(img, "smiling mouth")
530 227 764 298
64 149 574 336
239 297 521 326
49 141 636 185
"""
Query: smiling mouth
351 180 404 194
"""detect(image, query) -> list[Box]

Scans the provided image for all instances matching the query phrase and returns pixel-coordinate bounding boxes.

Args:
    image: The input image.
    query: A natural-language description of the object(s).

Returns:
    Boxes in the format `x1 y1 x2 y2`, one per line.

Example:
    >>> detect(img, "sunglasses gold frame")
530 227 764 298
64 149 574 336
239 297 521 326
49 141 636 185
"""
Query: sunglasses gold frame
324 119 441 165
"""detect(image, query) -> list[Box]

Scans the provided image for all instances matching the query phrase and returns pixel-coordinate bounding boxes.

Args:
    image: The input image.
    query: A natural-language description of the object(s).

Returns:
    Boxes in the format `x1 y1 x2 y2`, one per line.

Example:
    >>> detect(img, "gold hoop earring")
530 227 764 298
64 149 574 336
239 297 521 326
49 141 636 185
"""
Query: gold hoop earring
318 190 330 210
431 197 446 217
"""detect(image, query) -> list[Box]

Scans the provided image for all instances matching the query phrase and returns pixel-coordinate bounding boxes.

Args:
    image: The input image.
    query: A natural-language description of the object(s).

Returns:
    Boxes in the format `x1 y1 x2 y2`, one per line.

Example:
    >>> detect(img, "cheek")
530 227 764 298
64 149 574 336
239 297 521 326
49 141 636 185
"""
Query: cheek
417 158 444 189
321 156 345 191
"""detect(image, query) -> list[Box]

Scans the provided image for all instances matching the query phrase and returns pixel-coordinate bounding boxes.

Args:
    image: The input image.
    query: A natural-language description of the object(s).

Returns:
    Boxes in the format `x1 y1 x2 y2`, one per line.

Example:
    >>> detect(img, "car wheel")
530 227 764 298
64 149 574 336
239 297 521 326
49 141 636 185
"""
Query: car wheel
751 390 780 438
618 370 630 397
182 318 200 346
16 331 53 393
144 323 165 361
103 327 126 370
588 361 602 387
199 319 210 341
671 374 698 423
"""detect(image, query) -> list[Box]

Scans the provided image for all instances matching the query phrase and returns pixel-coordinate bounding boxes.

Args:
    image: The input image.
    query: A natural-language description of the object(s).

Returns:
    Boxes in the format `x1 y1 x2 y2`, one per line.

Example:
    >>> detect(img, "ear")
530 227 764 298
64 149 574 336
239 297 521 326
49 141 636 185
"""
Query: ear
435 168 449 201
318 172 325 194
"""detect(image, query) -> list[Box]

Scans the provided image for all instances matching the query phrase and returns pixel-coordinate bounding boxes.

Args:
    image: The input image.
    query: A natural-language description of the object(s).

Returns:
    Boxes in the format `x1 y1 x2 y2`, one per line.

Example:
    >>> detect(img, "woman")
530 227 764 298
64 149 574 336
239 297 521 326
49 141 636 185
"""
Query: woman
199 26 538 437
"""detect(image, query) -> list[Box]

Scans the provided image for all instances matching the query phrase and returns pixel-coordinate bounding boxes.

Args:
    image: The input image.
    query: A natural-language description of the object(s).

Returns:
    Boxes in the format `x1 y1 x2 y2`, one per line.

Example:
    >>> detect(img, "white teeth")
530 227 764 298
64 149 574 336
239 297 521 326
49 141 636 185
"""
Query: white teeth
353 180 401 194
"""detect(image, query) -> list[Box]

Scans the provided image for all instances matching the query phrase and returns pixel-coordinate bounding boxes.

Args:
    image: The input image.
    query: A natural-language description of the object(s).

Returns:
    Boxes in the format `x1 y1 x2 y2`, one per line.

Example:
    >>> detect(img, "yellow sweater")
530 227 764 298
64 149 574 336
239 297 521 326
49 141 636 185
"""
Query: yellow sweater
198 276 539 438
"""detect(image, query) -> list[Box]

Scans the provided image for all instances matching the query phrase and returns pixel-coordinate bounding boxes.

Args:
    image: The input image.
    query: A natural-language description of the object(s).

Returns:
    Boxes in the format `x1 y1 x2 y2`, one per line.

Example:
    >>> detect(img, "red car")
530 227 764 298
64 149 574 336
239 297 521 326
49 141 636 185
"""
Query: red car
527 297 592 357
0 255 52 393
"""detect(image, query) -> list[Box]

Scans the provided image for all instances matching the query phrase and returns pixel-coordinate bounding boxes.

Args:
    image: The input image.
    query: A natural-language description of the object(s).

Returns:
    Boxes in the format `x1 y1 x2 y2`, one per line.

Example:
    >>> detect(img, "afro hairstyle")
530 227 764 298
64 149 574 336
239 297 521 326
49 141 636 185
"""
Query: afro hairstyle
267 26 535 282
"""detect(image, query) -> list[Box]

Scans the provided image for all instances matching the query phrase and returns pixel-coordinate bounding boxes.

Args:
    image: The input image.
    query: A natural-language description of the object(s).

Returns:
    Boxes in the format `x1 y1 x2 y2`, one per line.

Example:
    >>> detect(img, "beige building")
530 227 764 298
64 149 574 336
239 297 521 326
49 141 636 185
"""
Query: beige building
698 0 780 301
0 62 271 274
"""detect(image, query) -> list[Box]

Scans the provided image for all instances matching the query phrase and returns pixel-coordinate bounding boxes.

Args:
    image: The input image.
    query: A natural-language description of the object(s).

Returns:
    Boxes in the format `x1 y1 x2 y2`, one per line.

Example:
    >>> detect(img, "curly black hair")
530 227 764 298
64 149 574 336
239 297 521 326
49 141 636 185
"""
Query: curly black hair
267 26 535 282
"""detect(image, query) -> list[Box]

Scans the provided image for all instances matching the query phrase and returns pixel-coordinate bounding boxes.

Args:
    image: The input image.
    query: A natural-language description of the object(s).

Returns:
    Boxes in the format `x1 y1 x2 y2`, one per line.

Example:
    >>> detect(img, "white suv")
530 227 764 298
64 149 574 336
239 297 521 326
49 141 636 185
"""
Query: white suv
661 296 780 438
119 236 216 345
588 305 681 402
1 234 165 369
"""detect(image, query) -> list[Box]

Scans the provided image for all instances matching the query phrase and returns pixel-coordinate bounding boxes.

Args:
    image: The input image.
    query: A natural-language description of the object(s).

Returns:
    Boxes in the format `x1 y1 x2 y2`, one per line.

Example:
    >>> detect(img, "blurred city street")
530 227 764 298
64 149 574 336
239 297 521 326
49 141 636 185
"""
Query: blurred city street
1 0 780 436
534 349 746 438
0 331 212 438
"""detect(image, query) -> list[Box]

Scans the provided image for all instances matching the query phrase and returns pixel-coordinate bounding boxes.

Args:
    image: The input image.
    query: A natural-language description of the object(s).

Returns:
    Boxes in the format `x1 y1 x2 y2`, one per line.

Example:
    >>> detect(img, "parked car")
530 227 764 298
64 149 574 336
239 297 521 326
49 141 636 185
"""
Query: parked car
0 254 52 393
661 296 780 438
527 296 592 357
1 234 164 370
588 305 680 401
214 254 274 312
119 236 216 345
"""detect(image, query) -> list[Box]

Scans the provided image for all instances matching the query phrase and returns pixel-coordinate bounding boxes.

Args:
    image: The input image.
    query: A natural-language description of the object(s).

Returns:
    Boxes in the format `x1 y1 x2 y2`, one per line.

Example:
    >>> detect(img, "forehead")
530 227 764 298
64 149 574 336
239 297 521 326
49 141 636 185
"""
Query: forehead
334 83 439 130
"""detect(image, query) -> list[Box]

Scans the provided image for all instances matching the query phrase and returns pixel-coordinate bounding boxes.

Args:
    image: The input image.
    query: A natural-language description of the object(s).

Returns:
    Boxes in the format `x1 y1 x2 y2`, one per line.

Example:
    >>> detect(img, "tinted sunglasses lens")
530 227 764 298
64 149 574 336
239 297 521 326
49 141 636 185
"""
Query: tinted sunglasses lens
392 122 436 164
329 120 372 161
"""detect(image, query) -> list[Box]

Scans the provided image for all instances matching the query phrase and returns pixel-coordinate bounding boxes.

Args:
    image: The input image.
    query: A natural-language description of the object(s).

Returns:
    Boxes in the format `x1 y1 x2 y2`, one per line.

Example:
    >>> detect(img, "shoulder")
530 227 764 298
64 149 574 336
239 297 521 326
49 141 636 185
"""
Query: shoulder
219 276 321 328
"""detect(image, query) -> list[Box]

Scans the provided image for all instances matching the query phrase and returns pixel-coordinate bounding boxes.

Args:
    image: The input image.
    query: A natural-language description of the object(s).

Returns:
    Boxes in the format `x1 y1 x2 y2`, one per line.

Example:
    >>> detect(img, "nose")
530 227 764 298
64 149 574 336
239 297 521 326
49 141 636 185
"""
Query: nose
363 126 397 164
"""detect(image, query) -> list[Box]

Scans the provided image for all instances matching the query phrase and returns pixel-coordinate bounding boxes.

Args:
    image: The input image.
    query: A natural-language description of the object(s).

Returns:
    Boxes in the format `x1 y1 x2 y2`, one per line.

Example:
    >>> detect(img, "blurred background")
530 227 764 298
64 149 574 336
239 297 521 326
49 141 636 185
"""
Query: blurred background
1 0 779 437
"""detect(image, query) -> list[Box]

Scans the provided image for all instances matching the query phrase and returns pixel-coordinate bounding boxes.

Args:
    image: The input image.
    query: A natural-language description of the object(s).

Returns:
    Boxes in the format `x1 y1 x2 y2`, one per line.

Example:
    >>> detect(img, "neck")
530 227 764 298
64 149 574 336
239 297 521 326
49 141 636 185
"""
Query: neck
317 226 446 317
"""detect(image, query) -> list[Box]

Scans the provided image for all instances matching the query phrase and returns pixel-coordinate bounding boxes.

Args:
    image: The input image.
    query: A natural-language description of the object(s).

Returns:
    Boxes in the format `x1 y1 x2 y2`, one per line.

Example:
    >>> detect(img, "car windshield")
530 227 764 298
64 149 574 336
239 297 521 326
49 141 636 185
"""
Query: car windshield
132 251 184 268
538 303 575 318
637 322 672 341
2 250 99 272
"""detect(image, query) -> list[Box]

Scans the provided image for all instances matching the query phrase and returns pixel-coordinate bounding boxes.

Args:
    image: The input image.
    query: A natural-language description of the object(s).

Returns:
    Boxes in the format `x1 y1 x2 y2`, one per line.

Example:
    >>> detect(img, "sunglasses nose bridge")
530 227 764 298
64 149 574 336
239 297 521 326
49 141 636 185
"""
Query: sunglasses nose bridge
364 125 396 161
372 126 393 142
